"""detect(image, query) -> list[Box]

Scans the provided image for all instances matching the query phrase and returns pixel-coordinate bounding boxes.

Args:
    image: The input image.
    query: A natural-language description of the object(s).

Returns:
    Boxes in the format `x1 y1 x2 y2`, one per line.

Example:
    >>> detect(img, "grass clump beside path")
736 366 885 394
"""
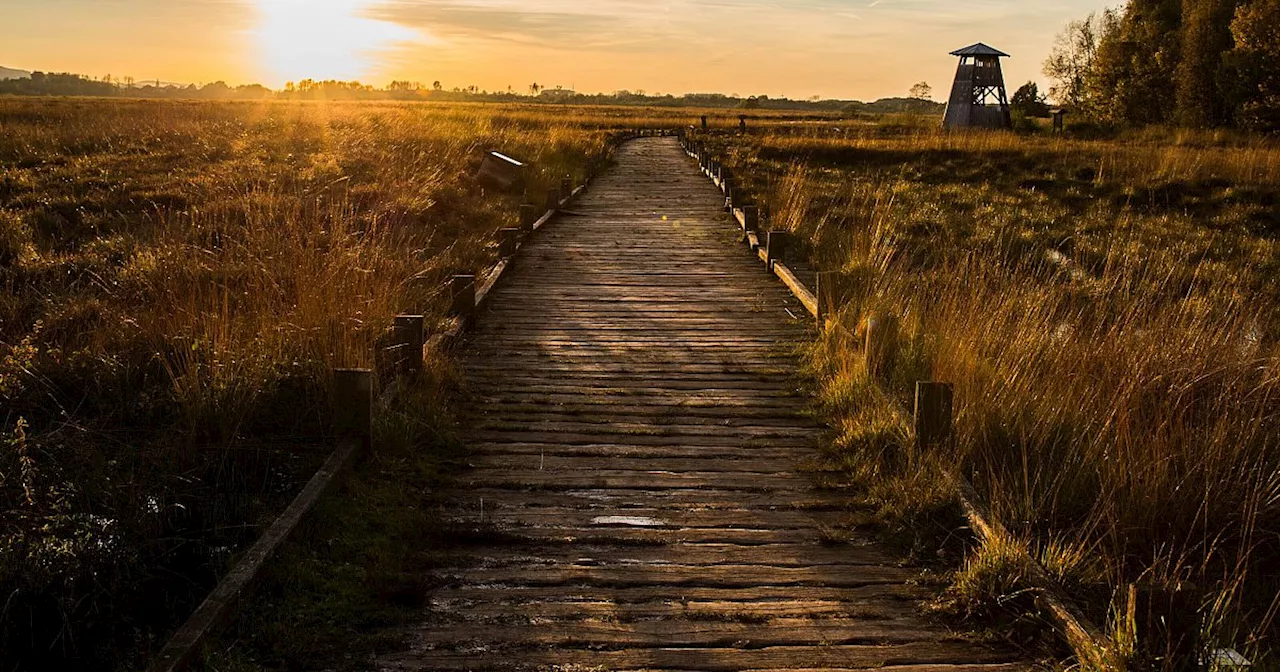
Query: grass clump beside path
699 120 1280 668
201 362 468 672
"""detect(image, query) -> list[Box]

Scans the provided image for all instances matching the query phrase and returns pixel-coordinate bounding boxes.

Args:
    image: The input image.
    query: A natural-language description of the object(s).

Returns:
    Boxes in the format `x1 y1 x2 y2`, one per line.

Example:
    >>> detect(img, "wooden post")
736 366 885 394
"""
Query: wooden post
765 231 789 269
741 205 759 231
333 369 373 451
816 272 840 323
392 315 425 375
864 314 900 379
914 382 953 448
724 184 735 213
560 175 573 200
499 227 521 258
545 187 560 211
450 275 476 320
519 204 538 232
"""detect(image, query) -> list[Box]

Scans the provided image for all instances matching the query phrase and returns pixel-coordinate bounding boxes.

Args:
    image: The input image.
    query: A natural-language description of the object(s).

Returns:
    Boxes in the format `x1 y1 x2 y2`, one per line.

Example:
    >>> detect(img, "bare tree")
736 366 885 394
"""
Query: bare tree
909 81 933 100
1043 11 1110 109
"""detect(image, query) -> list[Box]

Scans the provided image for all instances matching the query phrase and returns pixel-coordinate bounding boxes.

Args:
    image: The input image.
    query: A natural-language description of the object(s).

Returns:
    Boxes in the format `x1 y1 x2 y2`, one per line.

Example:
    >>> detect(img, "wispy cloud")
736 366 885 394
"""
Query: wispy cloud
369 0 677 50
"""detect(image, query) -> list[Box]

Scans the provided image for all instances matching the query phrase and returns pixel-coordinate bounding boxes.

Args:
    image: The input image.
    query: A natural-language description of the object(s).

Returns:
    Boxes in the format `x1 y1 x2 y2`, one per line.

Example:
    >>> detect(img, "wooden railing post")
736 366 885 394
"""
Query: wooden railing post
741 205 759 231
864 314 900 379
450 274 477 320
545 187 561 211
519 204 538 232
392 315 425 375
499 227 521 258
560 175 573 201
914 382 954 448
333 368 373 451
765 231 789 270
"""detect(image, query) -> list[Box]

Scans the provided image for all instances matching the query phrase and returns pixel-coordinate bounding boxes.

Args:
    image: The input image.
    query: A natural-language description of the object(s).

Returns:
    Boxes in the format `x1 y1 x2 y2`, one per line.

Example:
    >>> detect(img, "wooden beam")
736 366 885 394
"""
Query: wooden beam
146 437 363 672
774 262 818 318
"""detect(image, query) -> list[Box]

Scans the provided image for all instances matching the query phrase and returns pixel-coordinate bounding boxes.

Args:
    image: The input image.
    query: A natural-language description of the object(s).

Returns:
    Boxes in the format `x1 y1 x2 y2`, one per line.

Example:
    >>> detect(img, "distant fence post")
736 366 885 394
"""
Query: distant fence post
450 275 477 321
499 227 521 258
864 313 900 379
545 187 561 211
765 231 789 270
519 204 538 232
392 316 425 376
914 382 954 448
741 205 759 231
333 369 373 452
560 175 573 200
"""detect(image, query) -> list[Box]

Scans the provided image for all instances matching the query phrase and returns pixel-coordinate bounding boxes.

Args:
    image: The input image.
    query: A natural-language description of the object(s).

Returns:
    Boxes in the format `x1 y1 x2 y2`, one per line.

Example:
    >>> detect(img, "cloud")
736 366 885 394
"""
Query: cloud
368 0 673 50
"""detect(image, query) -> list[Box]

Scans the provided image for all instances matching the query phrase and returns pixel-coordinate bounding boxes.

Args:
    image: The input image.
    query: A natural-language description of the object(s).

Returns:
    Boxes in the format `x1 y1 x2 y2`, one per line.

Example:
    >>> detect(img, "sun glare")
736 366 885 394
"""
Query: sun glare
253 0 421 85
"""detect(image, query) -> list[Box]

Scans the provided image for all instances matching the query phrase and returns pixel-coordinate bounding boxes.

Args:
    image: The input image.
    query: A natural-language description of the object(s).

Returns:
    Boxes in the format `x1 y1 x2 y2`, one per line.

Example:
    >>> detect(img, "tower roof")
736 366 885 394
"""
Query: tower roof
950 43 1010 58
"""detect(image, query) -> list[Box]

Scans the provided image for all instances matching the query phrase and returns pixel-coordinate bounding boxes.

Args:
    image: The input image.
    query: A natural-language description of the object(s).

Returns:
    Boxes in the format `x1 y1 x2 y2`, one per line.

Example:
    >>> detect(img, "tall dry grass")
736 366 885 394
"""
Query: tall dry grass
0 98 660 669
706 124 1280 666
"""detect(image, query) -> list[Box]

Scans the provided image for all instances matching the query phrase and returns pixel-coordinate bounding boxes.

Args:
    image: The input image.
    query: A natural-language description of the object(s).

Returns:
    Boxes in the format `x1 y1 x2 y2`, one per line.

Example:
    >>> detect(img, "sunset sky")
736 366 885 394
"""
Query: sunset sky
3 0 1116 100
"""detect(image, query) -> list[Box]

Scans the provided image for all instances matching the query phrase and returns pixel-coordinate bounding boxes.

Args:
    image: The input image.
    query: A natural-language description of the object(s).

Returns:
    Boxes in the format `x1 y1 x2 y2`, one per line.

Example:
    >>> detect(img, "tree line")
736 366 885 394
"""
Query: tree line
0 71 949 115
1044 0 1280 131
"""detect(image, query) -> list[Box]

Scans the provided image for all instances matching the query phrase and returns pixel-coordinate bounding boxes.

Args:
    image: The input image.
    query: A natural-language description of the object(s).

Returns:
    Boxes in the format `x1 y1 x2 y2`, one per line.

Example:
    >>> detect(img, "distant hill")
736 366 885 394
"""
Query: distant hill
0 66 31 80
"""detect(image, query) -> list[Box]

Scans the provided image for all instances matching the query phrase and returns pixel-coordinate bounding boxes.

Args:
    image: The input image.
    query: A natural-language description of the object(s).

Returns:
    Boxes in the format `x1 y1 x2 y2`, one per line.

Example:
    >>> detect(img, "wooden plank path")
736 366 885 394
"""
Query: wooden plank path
376 137 1023 671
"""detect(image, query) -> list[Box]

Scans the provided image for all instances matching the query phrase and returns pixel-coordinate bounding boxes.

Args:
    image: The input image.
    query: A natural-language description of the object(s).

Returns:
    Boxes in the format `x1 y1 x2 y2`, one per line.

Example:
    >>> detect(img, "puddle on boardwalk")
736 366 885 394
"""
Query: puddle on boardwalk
591 516 667 527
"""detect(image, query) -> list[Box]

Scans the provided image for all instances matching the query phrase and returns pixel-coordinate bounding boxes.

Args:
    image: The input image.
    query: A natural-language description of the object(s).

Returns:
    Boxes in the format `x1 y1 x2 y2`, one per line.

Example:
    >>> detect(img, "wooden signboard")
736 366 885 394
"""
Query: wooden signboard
477 151 525 190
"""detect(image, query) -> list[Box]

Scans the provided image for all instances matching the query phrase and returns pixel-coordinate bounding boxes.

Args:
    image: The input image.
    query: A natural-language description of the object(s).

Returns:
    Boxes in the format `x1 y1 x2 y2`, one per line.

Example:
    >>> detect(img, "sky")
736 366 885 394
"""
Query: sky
1 0 1118 100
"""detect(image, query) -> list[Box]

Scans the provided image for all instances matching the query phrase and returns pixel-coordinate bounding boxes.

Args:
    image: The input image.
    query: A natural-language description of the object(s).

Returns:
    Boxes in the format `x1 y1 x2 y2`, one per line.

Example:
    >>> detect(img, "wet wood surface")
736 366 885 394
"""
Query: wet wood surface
377 138 1023 671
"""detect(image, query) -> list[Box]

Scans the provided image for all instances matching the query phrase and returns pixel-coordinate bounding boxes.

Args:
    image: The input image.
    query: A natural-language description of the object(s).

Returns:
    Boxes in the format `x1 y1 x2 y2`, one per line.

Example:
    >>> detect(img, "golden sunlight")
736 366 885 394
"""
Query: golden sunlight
252 0 423 85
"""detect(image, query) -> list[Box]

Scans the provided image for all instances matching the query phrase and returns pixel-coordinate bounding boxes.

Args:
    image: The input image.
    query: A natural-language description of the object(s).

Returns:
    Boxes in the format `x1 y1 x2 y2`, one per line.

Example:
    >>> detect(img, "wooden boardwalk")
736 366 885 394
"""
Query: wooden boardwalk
377 138 1021 671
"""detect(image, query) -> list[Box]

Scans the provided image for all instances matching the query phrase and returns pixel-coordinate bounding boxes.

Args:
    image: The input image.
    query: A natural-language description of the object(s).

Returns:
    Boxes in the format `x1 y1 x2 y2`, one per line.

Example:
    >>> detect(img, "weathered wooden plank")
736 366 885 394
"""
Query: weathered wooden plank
406 618 950 648
379 643 1019 671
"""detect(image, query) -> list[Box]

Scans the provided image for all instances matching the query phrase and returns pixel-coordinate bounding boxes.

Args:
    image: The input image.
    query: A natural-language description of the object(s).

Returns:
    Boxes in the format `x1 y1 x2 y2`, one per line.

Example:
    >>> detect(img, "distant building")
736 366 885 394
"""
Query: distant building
942 43 1012 130
538 88 578 101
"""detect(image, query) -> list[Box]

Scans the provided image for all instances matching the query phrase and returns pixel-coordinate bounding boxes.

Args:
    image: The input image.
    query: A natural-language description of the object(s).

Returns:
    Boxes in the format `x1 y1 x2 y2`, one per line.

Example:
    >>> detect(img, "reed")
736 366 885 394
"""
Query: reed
708 123 1280 667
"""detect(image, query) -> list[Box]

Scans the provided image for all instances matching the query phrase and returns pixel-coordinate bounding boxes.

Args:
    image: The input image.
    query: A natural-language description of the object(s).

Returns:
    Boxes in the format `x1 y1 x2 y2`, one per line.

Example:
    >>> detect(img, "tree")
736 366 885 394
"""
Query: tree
432 80 442 91
1089 0 1179 124
1223 0 1280 130
1044 12 1106 110
1176 0 1242 127
909 81 933 101
1011 82 1052 117
529 83 541 95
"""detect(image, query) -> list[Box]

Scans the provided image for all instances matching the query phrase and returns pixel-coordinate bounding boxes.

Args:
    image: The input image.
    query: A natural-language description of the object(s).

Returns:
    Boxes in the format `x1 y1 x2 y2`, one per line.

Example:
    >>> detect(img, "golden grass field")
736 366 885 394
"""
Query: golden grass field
2 99 1278 669
0 99 671 668
700 122 1280 666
